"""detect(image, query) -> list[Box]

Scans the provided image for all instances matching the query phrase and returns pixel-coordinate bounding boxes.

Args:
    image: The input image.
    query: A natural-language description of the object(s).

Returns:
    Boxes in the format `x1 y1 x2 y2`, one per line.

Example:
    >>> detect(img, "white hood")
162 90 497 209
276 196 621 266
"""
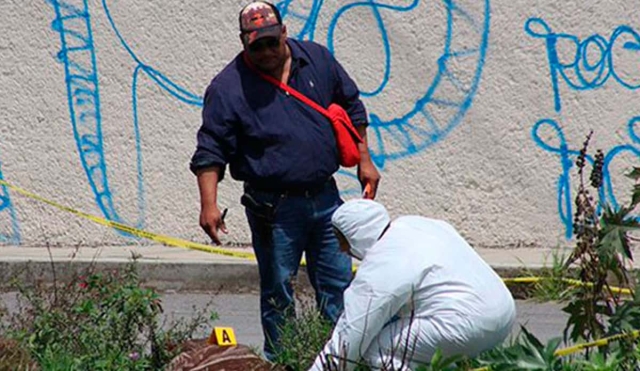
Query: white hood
331 199 390 260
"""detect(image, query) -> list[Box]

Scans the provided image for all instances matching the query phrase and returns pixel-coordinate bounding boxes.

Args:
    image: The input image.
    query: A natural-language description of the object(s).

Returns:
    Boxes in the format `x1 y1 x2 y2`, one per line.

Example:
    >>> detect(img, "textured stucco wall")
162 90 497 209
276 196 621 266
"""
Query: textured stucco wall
1 0 639 248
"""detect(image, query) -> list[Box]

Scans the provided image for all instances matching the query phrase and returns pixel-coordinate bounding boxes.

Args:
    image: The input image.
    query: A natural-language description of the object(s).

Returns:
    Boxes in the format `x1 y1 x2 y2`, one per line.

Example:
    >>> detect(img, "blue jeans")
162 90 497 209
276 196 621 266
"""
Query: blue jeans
244 179 353 360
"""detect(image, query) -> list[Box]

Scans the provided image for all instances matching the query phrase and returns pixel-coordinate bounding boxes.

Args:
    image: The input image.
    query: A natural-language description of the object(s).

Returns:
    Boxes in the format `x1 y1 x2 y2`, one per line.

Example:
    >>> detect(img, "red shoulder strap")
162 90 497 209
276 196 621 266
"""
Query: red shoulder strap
243 52 331 118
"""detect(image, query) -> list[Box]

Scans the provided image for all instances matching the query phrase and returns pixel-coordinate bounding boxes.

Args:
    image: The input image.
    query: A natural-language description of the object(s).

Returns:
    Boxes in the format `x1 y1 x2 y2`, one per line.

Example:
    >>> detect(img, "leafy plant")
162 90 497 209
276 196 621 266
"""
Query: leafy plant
561 132 639 346
606 278 640 334
415 349 466 371
0 252 215 370
474 327 564 371
574 350 624 371
272 281 335 370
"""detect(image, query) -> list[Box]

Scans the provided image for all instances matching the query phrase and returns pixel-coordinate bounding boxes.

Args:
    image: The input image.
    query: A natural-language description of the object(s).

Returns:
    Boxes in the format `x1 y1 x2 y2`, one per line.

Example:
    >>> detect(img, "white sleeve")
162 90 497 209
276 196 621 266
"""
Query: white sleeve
308 259 414 371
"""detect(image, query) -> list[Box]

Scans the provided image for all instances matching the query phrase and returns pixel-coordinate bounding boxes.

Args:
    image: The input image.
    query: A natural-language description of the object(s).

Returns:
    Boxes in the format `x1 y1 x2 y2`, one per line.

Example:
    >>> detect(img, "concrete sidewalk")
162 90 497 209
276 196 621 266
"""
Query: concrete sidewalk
0 244 606 292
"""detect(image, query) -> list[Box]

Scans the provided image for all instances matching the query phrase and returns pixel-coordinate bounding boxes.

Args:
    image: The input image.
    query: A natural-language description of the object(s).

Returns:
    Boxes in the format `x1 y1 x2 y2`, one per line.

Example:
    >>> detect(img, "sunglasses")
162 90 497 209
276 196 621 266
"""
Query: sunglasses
248 37 280 53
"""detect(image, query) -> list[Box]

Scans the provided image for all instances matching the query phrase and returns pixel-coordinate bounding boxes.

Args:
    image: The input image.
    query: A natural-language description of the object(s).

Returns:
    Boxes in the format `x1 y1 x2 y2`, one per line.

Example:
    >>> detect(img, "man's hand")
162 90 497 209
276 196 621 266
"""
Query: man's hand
355 125 381 199
358 159 381 199
199 204 228 245
196 166 228 245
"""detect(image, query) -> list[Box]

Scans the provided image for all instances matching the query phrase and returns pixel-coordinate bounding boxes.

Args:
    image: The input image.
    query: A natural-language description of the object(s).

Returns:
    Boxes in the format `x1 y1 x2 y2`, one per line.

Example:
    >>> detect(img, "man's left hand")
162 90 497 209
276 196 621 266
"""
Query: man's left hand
358 159 381 199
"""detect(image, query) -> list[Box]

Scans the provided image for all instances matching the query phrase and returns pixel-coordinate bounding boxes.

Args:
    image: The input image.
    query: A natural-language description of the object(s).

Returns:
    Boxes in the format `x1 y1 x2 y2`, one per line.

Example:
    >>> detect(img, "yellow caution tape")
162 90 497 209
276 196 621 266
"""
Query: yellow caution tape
502 277 633 296
0 179 636 285
472 329 640 370
553 329 640 357
0 179 256 261
0 178 341 270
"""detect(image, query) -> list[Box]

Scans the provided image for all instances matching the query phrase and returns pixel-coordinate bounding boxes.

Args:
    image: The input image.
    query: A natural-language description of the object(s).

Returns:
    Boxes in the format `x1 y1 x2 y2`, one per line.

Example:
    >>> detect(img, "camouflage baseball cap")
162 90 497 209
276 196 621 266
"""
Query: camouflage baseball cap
239 2 283 46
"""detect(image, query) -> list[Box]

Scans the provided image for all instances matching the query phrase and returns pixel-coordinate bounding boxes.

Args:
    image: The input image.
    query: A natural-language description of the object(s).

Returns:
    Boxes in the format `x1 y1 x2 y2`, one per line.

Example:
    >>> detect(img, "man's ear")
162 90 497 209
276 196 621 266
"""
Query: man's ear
281 24 287 38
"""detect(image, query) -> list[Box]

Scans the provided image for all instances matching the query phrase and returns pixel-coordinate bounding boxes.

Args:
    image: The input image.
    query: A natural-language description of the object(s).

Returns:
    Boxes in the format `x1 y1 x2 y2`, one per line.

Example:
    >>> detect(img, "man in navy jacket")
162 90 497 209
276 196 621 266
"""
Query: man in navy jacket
190 1 381 360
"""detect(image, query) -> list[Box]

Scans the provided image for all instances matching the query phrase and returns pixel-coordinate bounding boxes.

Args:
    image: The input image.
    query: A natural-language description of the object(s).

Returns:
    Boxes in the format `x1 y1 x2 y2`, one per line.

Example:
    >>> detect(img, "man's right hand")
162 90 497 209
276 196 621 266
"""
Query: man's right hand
196 166 226 245
200 205 228 245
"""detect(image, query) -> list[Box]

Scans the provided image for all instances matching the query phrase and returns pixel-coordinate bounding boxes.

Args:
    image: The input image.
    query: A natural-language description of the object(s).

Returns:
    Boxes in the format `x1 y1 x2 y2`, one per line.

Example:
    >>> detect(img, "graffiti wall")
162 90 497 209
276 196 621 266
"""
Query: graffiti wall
1 0 638 248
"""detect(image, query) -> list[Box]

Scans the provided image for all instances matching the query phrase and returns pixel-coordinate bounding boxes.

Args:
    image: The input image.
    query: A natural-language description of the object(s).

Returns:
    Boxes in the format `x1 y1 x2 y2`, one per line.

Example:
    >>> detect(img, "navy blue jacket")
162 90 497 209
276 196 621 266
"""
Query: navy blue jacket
190 39 367 189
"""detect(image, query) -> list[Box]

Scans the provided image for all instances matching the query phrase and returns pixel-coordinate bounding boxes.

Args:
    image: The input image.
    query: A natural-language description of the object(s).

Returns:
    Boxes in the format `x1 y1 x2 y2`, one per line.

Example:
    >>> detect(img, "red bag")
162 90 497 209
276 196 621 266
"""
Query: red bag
324 103 363 167
243 54 363 167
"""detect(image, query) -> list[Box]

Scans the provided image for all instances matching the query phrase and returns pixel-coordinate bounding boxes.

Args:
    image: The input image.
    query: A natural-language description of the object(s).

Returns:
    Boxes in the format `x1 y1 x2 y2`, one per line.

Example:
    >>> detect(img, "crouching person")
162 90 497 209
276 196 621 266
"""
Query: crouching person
309 199 516 371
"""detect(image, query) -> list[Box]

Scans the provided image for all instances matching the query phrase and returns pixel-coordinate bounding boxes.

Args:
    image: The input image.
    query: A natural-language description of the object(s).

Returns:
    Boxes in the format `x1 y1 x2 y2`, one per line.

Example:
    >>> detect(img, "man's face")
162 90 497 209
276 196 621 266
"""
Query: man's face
244 27 288 73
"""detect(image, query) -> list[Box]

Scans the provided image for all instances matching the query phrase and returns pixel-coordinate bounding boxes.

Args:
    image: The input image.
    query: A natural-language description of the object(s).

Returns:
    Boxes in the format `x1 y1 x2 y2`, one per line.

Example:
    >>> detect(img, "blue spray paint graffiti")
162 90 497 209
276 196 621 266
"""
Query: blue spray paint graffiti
532 117 640 238
276 0 324 42
532 119 595 238
102 0 203 107
525 18 640 112
602 117 640 210
0 159 21 244
41 0 490 232
46 0 146 234
527 17 640 238
44 0 212 234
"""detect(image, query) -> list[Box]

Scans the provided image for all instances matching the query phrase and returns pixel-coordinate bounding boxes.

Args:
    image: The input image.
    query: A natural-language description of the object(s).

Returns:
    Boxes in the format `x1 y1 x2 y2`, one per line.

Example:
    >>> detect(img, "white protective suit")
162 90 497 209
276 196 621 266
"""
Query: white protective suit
309 200 516 371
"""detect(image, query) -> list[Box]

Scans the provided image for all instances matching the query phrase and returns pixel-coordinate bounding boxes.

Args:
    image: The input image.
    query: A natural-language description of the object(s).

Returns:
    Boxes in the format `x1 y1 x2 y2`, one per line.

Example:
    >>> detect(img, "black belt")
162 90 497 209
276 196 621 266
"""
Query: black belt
246 177 334 198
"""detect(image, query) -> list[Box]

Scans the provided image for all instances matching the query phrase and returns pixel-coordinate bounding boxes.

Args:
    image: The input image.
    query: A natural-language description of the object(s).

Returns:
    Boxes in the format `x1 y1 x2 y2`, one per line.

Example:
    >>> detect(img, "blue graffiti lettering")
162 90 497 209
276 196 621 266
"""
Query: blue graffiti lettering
532 119 593 238
525 18 640 112
602 117 640 210
532 117 640 238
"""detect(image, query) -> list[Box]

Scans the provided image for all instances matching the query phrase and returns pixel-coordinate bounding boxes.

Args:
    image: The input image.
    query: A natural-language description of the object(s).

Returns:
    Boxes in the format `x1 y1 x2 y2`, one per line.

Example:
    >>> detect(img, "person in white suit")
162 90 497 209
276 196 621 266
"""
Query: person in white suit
309 199 516 371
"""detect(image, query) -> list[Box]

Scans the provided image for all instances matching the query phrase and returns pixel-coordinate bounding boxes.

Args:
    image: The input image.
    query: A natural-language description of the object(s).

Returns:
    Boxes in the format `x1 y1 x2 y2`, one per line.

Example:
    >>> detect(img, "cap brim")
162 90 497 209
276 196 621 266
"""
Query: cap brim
243 24 282 46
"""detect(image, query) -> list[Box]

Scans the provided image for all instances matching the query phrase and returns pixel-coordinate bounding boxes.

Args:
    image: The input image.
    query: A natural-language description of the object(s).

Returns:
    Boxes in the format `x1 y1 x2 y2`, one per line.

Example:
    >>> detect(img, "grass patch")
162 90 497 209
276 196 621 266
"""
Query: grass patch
0 249 216 371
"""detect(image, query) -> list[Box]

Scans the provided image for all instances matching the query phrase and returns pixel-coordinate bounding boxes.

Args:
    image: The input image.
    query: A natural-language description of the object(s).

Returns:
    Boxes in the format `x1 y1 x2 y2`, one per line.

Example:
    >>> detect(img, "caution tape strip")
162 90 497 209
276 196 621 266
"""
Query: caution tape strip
472 329 640 370
0 179 636 289
502 277 633 296
554 329 640 357
0 179 256 261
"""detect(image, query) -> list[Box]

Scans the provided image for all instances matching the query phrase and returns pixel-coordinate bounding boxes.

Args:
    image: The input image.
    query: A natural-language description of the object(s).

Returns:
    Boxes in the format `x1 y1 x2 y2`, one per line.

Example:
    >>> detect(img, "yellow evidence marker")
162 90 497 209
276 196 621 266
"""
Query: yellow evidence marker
207 327 237 346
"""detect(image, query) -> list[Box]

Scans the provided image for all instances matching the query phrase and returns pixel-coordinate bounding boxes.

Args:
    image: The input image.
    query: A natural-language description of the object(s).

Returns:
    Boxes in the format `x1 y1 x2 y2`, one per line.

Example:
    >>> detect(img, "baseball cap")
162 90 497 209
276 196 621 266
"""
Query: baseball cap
239 1 283 46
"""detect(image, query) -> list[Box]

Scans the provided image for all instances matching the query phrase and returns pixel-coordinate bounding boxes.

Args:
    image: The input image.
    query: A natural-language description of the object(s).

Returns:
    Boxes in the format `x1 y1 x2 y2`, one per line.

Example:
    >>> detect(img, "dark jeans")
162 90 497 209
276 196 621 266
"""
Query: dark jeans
243 179 353 360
